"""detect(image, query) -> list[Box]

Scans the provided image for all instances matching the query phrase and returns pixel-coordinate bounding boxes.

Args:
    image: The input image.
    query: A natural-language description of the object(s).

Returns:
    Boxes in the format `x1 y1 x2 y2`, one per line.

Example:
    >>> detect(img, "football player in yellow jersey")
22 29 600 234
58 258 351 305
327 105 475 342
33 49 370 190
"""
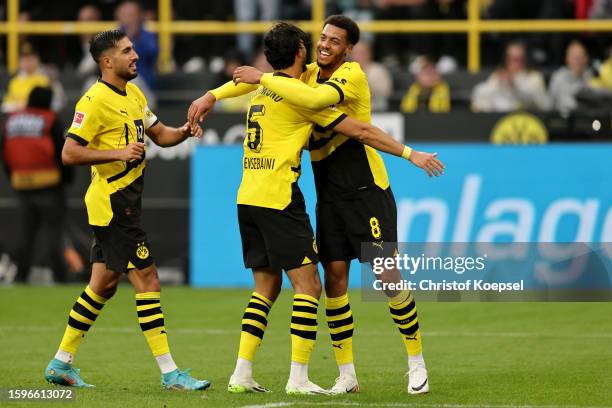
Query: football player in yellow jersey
44 30 210 391
190 16 443 395
189 22 443 396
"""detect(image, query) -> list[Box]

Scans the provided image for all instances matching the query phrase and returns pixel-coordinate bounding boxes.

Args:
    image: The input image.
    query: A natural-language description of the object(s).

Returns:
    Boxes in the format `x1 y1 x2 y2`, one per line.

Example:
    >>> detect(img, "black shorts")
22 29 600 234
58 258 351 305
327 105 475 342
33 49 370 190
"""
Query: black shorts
90 219 154 274
316 186 397 264
238 193 318 272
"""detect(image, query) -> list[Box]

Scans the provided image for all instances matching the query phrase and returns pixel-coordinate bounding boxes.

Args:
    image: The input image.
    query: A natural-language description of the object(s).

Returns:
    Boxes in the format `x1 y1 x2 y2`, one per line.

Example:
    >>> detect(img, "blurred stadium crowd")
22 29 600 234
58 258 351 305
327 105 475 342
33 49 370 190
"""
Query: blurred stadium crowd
1 0 612 114
1 0 612 285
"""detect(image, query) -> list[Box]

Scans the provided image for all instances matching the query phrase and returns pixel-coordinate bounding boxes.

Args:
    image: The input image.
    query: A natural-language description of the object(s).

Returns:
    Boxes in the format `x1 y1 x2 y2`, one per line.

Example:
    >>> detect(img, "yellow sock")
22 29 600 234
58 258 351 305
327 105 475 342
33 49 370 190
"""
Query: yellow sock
136 292 170 357
238 292 273 361
325 293 354 365
389 290 423 356
59 286 108 356
290 294 319 364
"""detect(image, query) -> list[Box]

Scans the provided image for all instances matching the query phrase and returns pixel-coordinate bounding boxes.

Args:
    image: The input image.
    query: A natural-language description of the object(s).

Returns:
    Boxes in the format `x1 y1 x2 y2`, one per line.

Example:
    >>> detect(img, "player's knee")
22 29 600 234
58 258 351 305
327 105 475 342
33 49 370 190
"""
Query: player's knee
143 275 161 292
309 272 322 298
100 284 118 299
134 266 160 292
292 275 321 298
89 277 118 299
324 269 348 298
325 278 347 298
270 279 282 301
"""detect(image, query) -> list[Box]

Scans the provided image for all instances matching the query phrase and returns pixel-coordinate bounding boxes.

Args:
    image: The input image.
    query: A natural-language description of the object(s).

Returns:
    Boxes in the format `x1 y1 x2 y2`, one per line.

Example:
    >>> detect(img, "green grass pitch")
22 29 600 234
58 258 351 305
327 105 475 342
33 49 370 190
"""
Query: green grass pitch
1 285 611 407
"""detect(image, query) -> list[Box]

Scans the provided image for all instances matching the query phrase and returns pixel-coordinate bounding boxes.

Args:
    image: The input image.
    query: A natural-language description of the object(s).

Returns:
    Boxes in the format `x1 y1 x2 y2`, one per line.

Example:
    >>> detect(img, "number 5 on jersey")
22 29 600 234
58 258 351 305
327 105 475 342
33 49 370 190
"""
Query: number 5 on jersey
247 104 265 152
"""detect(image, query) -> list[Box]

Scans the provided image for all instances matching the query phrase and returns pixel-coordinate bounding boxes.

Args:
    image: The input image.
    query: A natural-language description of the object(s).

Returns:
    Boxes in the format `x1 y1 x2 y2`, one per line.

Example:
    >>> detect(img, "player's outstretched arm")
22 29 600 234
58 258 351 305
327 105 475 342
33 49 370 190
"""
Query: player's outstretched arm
233 66 340 110
62 137 144 166
187 81 258 129
146 121 203 147
332 117 445 177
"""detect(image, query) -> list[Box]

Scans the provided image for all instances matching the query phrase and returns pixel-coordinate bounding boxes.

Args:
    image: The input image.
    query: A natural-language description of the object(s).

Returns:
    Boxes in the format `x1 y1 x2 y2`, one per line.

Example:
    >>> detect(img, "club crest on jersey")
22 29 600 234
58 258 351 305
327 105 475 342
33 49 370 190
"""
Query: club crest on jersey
136 243 149 259
72 111 86 128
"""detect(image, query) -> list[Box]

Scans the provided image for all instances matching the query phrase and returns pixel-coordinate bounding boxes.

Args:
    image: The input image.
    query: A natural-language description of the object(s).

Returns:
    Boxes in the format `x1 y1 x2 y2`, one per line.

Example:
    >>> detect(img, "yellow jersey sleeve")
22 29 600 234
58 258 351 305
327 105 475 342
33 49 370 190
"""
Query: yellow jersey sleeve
66 97 102 146
210 80 258 100
259 72 340 110
325 62 366 104
295 105 348 131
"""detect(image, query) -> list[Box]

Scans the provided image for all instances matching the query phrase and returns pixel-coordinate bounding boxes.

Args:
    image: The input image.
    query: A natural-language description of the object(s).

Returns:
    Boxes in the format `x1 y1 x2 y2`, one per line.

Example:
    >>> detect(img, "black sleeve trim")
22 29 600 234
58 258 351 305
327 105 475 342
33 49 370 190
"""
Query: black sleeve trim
323 81 344 104
148 119 160 129
66 132 89 146
322 113 348 131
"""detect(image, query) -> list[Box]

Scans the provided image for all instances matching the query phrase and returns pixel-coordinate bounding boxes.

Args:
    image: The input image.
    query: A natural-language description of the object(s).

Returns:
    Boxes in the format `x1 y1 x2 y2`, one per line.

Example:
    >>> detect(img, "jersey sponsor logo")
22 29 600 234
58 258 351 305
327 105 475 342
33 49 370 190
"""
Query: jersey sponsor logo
136 243 149 259
243 156 276 170
72 111 86 128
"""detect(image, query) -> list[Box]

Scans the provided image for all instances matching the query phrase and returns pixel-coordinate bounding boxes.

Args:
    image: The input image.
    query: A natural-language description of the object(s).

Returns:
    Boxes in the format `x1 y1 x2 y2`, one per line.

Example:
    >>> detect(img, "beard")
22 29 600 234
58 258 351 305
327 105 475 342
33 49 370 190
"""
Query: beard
316 59 332 68
118 68 138 81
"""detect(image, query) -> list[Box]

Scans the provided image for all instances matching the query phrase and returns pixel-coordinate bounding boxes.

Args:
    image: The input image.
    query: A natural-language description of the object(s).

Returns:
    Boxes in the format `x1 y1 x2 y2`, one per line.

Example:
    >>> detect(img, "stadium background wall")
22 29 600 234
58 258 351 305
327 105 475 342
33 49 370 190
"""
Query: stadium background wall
0 111 610 284
191 144 612 288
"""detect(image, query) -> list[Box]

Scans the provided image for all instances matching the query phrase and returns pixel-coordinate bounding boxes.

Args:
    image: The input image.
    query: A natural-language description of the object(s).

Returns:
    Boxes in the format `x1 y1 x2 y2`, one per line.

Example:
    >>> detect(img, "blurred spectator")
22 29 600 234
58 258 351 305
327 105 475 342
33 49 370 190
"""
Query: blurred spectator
472 42 550 112
549 40 593 114
589 0 611 18
374 0 466 65
173 1 235 70
400 56 451 112
216 49 252 112
338 0 376 44
352 41 393 111
279 0 315 20
0 87 73 284
76 4 102 77
116 0 158 90
252 49 273 73
484 0 580 65
234 0 279 60
2 45 50 113
590 47 612 89
17 0 84 67
589 1 612 55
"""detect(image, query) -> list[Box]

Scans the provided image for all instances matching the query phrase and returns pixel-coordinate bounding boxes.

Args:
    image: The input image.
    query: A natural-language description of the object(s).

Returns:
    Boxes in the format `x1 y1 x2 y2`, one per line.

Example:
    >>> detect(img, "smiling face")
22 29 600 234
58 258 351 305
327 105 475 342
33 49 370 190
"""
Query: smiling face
317 24 352 70
103 36 139 80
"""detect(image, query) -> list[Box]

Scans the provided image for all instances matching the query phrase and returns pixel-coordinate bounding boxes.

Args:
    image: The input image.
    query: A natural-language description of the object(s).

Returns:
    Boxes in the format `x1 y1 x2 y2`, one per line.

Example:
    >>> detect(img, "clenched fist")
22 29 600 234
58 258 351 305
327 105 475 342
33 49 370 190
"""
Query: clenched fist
118 142 145 162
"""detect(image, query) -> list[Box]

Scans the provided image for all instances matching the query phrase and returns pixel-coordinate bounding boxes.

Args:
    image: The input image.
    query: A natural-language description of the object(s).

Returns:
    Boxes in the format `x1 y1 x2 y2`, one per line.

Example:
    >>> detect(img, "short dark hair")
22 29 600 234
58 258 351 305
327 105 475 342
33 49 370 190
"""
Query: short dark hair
89 30 127 63
324 15 360 45
27 86 53 109
263 22 310 70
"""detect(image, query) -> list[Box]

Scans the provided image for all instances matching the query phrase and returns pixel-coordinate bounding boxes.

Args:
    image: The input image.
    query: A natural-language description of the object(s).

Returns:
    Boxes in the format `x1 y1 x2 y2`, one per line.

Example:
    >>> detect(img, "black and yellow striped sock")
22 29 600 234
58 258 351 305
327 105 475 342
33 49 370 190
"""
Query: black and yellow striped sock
290 294 319 364
389 290 423 356
238 292 273 361
136 292 170 357
326 293 354 366
59 286 108 356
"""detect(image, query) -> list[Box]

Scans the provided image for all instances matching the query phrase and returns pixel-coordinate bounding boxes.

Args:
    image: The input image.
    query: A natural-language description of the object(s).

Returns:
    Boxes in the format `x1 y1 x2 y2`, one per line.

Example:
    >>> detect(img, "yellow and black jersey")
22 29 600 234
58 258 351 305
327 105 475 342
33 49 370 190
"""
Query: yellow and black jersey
237 72 347 210
301 61 390 201
66 79 158 226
